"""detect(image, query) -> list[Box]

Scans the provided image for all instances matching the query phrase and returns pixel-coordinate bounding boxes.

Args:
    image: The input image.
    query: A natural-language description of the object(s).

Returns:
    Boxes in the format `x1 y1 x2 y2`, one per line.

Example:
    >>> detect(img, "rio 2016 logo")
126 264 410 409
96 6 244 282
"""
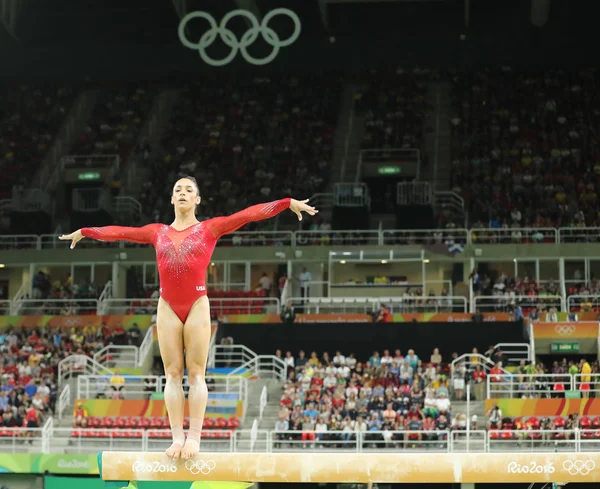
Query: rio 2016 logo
131 461 178 473
507 462 555 474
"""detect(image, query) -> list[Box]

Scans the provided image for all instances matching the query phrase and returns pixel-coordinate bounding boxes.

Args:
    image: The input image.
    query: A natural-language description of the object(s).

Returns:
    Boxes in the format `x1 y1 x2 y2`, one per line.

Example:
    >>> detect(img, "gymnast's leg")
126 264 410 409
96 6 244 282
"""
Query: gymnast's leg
181 296 211 459
157 298 186 459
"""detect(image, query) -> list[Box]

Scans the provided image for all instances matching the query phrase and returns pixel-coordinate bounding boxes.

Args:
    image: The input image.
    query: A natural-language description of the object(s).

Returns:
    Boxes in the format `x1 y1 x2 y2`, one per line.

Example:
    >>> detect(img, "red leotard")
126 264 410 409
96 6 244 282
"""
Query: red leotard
81 198 291 322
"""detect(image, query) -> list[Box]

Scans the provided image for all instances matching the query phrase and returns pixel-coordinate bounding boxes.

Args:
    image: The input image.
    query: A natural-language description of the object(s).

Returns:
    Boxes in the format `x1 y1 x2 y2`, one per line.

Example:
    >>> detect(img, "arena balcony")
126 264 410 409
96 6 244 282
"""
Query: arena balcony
4 226 600 250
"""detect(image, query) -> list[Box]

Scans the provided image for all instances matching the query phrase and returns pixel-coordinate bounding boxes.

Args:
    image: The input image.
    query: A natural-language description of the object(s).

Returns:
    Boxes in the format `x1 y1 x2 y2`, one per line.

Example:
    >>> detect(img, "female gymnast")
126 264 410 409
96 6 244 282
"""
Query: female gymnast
59 176 318 459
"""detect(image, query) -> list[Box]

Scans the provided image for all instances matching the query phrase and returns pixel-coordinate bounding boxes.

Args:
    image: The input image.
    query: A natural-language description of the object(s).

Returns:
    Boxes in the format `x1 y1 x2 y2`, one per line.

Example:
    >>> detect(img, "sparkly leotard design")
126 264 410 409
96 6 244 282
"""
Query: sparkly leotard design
82 198 291 322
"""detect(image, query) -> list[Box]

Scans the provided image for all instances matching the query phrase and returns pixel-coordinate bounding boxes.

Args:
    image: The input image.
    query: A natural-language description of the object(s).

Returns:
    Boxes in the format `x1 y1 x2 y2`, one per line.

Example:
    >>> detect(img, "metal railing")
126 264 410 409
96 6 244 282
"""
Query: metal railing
487 374 573 399
57 384 71 420
3 226 600 249
57 354 114 385
259 386 268 421
211 344 287 383
16 299 99 316
295 230 381 246
216 231 294 247
101 297 281 316
471 227 557 244
137 326 154 367
14 427 600 453
573 374 600 394
567 294 600 311
494 343 532 364
473 295 563 314
289 296 467 314
3 292 596 316
0 300 11 315
93 345 139 370
0 427 45 453
76 374 248 401
382 228 468 245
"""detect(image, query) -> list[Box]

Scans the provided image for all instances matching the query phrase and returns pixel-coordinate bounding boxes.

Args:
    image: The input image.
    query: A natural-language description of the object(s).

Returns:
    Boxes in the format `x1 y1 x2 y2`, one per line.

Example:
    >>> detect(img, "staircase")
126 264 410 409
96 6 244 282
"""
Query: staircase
329 84 366 186
122 88 181 200
35 89 100 191
422 81 452 192
235 378 283 451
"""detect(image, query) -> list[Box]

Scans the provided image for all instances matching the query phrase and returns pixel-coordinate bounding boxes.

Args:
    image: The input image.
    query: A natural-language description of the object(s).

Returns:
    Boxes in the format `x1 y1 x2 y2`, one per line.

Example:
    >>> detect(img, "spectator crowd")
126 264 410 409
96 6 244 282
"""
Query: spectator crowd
273 347 483 448
140 75 339 228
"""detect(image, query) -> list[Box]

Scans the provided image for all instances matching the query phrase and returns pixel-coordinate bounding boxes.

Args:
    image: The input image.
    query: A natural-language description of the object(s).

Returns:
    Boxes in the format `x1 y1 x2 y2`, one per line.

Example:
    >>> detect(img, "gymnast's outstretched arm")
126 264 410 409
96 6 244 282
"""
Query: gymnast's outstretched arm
59 224 159 248
206 198 318 239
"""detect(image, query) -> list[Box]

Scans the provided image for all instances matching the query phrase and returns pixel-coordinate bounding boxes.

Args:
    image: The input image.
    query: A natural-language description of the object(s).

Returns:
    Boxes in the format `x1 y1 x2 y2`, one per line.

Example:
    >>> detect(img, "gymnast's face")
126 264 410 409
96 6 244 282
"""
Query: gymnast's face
171 178 201 213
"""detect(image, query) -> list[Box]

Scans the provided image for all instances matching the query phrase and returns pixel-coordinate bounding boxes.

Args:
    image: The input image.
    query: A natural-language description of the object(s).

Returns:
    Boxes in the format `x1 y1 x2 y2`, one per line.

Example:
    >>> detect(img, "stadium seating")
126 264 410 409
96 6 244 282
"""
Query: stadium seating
70 83 154 162
70 416 240 439
450 69 600 228
142 75 339 224
0 83 77 198
355 70 429 151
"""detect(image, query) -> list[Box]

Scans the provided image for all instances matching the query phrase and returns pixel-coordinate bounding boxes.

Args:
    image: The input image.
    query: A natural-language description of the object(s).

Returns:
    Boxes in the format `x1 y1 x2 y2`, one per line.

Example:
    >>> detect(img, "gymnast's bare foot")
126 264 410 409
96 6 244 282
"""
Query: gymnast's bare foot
166 441 183 459
181 438 200 459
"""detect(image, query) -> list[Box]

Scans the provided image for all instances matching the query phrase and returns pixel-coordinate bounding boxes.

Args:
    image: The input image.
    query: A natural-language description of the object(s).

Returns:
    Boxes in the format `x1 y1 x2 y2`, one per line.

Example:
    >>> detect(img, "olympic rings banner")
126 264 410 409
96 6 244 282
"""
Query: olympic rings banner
178 8 301 66
486 399 600 418
533 321 599 339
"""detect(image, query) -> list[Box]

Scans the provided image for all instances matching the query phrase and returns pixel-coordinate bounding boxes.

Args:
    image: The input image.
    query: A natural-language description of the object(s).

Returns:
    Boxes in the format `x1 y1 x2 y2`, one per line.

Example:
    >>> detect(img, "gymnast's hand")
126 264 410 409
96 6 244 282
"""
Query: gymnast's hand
290 199 319 221
59 229 84 249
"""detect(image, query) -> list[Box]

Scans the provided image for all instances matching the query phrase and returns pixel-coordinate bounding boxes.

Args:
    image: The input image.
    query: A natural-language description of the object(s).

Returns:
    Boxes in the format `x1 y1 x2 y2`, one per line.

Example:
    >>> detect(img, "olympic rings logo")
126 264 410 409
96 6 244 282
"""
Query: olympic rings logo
178 9 301 66
185 459 217 475
554 325 576 336
563 460 595 476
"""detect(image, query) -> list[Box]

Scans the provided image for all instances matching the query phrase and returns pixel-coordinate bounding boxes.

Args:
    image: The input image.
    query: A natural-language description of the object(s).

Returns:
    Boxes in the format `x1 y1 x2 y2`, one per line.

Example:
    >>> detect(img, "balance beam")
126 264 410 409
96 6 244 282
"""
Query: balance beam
99 451 599 484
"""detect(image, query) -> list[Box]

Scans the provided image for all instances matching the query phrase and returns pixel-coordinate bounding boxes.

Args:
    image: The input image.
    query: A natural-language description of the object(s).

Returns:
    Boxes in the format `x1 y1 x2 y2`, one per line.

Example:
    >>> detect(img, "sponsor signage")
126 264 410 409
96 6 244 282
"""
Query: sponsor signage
551 342 580 353
0 454 97 474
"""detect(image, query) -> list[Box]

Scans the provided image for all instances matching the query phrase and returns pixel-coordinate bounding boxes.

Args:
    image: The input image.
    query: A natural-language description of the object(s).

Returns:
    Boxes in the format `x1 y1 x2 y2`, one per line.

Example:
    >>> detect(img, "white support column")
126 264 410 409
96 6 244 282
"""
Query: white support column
28 263 35 296
469 257 475 313
559 257 566 312
112 262 119 297
245 262 251 291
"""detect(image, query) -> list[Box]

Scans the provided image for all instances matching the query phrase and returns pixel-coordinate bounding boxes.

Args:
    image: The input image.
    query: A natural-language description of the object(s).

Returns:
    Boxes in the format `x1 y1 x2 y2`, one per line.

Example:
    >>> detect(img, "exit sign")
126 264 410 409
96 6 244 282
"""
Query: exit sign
377 166 401 175
551 342 580 353
78 171 101 181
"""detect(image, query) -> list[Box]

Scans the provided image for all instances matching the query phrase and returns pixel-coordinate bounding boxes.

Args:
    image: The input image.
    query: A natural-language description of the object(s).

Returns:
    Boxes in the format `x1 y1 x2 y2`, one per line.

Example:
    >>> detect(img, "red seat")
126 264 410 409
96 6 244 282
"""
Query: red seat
115 416 127 427
101 416 114 427
580 416 593 438
227 418 240 429
150 416 164 427
553 417 566 439
215 418 228 429
125 416 138 427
